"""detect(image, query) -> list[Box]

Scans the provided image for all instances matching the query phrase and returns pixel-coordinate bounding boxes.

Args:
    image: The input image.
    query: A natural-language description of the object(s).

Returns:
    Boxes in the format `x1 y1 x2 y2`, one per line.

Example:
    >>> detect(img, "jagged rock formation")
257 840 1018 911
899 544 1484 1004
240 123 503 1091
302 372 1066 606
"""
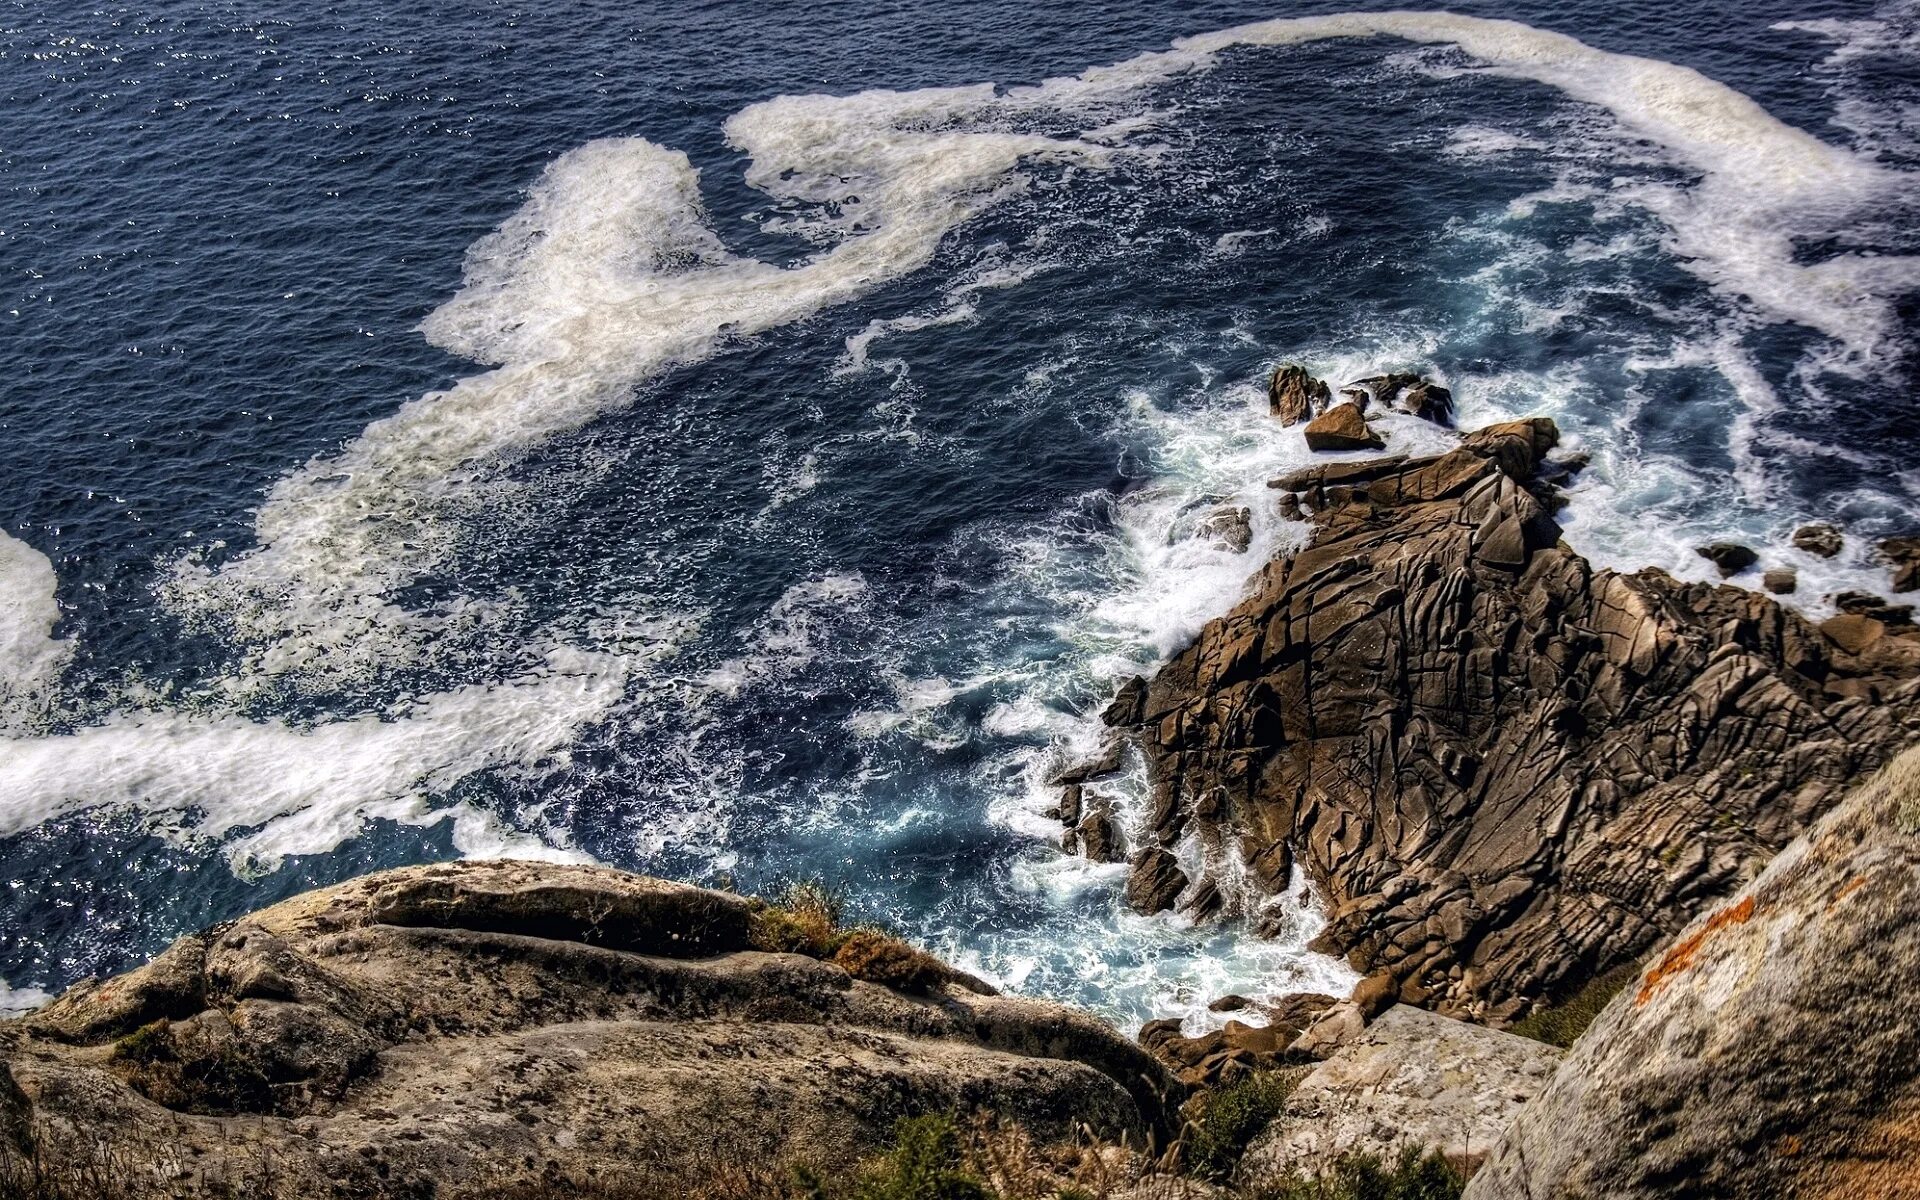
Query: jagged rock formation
1243 1005 1560 1176
1465 741 1920 1200
1269 364 1330 426
0 861 1179 1197
1107 417 1920 1018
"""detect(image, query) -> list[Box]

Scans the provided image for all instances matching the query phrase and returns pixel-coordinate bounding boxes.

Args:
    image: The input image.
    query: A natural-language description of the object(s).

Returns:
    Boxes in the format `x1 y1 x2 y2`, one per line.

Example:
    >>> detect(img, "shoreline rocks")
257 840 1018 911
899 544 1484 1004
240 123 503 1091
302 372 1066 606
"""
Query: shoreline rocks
1098 415 1920 1019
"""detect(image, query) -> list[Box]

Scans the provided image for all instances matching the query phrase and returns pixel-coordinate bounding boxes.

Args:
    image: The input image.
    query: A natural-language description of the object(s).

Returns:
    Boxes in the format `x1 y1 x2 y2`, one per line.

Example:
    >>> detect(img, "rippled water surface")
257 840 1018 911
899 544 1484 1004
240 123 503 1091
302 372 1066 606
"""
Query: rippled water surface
2 0 1917 1025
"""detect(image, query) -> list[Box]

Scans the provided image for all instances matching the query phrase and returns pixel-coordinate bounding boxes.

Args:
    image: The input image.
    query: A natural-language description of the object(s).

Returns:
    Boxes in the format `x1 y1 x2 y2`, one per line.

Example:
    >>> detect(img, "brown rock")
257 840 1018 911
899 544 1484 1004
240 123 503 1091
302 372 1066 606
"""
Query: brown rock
1126 848 1189 915
1078 803 1122 864
1881 535 1920 592
1291 1002 1366 1061
1208 994 1252 1013
1268 364 1330 426
1221 1020 1287 1056
1793 522 1844 558
1821 612 1887 656
1259 993 1340 1030
1350 971 1398 1019
1126 417 1920 1015
1695 541 1758 576
1349 373 1454 425
1762 567 1797 594
1102 675 1148 727
1302 403 1385 453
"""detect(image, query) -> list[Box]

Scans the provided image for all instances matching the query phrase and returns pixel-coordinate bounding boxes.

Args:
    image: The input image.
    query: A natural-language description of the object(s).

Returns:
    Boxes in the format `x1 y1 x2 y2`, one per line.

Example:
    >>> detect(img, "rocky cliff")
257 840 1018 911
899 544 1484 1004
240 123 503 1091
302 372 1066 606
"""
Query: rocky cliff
1100 414 1920 1019
0 862 1179 1198
1465 739 1920 1200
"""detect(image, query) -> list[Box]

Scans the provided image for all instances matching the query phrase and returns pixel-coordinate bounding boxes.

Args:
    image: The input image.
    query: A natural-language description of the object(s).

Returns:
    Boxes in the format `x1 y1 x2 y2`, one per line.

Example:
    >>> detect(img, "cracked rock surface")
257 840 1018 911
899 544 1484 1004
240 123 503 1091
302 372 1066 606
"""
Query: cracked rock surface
1111 417 1920 1018
1465 741 1920 1200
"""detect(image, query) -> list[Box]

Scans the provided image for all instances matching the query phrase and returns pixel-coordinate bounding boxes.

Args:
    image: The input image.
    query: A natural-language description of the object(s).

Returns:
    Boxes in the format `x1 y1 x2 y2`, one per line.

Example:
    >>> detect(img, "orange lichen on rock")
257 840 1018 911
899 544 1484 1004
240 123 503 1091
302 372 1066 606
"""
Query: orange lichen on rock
1828 874 1871 909
1636 895 1758 1006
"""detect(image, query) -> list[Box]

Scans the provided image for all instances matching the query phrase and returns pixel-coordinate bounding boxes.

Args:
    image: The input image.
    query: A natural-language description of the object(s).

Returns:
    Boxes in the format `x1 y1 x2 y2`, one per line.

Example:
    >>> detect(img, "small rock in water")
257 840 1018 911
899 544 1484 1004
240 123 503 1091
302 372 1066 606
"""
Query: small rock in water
1762 567 1797 595
1695 542 1758 576
1397 380 1454 425
1345 372 1454 425
1268 364 1329 426
1303 403 1385 453
1198 505 1252 553
1793 523 1845 558
1208 994 1252 1013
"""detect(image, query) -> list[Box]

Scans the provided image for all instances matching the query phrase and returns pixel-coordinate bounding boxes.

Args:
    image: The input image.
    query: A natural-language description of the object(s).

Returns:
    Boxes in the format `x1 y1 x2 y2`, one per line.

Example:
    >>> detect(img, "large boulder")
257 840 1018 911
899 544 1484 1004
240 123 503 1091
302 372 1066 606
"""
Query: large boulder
0 861 1181 1196
1301 403 1384 453
1465 741 1920 1200
1106 417 1920 1017
1243 1005 1561 1178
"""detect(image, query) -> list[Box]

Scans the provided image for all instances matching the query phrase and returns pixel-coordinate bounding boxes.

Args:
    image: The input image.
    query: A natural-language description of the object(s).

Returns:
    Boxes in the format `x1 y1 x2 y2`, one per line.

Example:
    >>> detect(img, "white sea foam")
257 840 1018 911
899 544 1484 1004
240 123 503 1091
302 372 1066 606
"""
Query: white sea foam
0 532 71 732
0 647 627 872
0 980 53 1017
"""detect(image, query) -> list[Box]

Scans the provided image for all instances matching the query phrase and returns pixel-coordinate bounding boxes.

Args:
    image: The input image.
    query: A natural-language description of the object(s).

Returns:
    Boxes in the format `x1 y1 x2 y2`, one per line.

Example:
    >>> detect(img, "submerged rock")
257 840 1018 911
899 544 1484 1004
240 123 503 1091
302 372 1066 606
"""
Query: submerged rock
1 861 1180 1195
1301 403 1384 453
1695 540 1758 576
1793 522 1844 558
1465 742 1920 1200
1199 505 1252 553
1115 417 1920 1015
1268 364 1331 426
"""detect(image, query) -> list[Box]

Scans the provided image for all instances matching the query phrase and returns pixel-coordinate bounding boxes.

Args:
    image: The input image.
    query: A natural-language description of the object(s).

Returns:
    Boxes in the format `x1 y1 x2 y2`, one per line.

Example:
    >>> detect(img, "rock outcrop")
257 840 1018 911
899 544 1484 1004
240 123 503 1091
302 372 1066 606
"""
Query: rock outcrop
1107 417 1920 1018
1242 1005 1561 1176
0 861 1180 1197
1465 740 1920 1200
1269 364 1331 426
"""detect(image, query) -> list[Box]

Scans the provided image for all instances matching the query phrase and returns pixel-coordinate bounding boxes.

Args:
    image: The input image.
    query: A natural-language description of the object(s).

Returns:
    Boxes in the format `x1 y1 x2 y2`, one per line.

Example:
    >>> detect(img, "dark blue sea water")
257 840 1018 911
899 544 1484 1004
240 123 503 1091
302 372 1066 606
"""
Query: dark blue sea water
2 0 1916 1025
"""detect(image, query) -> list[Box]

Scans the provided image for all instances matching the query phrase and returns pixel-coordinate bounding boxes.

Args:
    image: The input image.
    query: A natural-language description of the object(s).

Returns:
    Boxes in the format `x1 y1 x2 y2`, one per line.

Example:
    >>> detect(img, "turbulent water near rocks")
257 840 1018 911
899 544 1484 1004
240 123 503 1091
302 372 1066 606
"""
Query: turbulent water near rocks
2 0 1917 1027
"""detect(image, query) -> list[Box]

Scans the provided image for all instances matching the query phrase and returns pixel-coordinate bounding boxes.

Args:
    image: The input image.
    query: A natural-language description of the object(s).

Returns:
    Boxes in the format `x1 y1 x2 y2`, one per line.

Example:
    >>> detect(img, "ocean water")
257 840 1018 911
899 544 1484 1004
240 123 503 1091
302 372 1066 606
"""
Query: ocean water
1 0 1916 1028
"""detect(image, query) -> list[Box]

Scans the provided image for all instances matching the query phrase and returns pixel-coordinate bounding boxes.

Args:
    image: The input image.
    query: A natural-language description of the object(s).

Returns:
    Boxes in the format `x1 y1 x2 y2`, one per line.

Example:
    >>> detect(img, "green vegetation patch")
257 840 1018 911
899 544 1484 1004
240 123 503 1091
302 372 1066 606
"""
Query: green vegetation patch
1249 1148 1464 1200
107 1018 273 1116
1508 962 1640 1049
1185 1069 1307 1183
